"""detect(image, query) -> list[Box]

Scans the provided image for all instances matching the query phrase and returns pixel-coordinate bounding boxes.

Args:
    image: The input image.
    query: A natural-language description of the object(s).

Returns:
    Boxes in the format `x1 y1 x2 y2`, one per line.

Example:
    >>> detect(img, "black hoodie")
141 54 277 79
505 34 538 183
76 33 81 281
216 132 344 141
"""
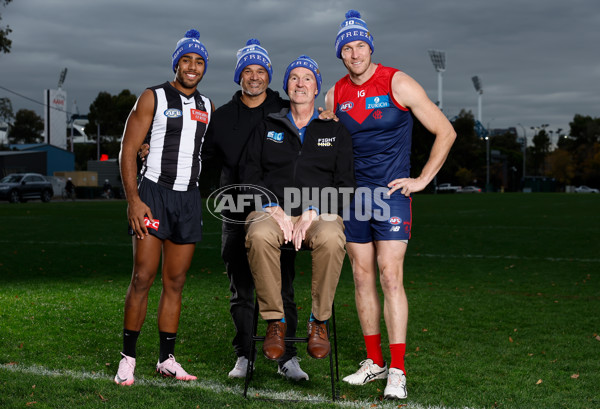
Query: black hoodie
202 88 289 188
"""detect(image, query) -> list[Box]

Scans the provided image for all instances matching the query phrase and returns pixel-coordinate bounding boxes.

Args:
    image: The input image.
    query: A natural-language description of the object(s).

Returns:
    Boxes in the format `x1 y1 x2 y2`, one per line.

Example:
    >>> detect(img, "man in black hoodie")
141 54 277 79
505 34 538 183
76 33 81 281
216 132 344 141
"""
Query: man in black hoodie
201 39 308 380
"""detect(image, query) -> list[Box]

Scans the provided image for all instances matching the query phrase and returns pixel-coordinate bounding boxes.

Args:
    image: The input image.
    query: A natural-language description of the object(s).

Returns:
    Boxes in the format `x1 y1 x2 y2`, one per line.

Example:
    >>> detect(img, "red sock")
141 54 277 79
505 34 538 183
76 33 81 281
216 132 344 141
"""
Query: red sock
364 334 384 367
389 343 406 374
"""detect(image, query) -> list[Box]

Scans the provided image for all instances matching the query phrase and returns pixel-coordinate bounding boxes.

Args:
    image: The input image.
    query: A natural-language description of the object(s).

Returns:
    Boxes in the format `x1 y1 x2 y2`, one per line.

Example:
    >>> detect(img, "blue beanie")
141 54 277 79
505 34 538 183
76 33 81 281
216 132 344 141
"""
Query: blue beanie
233 39 273 84
335 10 375 59
172 29 209 73
282 55 322 97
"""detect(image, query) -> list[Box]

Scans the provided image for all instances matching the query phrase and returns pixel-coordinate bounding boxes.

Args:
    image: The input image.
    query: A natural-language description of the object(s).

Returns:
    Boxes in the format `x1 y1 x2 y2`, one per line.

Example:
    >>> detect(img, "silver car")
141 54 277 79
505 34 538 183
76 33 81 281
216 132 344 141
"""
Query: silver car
574 185 599 194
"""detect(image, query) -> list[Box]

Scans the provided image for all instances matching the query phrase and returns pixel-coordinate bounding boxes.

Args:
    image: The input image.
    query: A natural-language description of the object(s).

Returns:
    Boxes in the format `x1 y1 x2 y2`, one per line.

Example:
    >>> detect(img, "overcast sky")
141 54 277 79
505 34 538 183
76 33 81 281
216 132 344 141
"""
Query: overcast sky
1 0 599 143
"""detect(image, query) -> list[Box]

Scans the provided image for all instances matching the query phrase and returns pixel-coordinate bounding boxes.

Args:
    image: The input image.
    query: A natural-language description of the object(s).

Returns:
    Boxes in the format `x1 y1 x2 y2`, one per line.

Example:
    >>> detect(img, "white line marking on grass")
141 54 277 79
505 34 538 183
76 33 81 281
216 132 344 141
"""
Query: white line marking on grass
0 240 131 247
412 253 600 263
0 240 219 249
420 224 598 232
1 363 480 409
3 239 596 262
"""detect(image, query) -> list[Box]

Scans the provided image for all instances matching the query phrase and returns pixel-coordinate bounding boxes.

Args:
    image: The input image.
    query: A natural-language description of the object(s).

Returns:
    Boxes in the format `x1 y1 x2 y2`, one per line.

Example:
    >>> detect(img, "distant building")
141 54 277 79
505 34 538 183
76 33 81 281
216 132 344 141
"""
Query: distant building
6 143 74 176
68 116 95 144
0 122 8 145
490 127 517 137
0 150 46 177
87 158 121 188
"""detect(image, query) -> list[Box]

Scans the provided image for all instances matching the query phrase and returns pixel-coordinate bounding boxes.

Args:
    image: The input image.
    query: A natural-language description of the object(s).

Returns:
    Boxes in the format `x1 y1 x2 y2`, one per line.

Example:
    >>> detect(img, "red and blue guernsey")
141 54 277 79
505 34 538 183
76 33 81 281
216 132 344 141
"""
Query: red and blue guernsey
334 65 412 188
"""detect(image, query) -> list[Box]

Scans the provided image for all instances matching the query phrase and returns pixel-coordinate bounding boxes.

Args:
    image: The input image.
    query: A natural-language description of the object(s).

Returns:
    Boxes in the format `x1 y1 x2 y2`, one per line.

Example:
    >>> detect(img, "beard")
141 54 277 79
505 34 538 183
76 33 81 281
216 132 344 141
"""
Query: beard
241 80 267 97
176 71 203 90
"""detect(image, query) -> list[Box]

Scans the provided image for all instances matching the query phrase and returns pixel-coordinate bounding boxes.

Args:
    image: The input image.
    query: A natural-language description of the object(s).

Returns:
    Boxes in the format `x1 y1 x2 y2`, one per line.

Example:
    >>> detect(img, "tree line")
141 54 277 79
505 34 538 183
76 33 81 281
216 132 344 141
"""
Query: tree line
1 91 599 191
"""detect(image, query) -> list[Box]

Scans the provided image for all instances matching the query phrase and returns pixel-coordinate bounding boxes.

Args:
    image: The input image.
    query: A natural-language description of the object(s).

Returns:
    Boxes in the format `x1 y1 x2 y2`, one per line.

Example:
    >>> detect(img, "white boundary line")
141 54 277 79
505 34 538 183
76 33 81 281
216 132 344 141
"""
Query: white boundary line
412 253 600 263
1 363 479 409
419 224 598 232
1 240 597 263
0 239 220 249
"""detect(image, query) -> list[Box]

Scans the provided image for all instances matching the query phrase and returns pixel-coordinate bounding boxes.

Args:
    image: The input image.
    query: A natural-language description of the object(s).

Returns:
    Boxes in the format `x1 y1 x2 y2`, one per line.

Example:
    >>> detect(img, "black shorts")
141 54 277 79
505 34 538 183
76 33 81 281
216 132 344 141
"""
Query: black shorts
128 177 203 244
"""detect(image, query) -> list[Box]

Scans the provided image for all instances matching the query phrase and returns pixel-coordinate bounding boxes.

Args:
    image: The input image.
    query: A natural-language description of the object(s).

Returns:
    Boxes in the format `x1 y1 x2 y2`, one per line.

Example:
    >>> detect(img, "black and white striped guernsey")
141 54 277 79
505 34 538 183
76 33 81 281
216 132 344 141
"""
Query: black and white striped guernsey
141 82 212 191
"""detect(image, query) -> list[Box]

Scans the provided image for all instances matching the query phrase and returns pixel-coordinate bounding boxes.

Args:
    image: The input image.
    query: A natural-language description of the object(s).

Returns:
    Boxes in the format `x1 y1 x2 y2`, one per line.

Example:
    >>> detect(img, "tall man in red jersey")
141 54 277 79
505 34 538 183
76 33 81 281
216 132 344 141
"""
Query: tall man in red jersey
325 10 456 400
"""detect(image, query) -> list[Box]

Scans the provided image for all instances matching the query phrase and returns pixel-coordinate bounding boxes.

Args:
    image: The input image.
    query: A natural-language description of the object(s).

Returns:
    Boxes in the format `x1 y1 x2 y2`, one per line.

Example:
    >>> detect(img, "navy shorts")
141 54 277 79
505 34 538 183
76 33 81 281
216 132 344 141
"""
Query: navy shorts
343 186 412 243
128 177 203 244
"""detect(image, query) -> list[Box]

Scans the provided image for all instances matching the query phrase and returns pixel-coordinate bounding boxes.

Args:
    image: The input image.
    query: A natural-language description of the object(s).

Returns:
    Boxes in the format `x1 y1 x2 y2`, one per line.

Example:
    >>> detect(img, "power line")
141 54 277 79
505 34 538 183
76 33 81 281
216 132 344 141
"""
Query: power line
0 85 72 115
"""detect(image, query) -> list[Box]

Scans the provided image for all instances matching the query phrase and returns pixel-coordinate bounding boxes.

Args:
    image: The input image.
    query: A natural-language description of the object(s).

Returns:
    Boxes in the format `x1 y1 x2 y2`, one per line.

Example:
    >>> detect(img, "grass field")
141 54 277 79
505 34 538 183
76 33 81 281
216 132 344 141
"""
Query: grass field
1 193 599 409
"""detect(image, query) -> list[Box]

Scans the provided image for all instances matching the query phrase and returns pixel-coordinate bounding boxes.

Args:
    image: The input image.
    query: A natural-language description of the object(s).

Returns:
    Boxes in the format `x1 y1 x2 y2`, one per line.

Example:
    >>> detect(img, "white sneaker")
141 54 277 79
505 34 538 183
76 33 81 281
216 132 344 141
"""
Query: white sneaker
156 354 197 381
228 356 251 378
384 368 407 399
114 352 136 386
278 356 309 381
342 359 388 385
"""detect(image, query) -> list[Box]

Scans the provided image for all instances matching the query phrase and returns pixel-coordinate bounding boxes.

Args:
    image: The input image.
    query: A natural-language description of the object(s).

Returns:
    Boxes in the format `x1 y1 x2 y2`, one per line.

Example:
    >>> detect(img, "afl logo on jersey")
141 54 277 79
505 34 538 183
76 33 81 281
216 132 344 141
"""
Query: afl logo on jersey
164 108 183 118
389 216 402 225
339 101 354 112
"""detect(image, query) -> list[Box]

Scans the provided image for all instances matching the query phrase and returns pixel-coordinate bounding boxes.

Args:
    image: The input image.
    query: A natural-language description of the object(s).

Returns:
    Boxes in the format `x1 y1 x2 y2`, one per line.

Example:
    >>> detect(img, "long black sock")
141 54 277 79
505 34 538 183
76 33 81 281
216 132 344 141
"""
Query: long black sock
122 328 140 358
159 331 177 363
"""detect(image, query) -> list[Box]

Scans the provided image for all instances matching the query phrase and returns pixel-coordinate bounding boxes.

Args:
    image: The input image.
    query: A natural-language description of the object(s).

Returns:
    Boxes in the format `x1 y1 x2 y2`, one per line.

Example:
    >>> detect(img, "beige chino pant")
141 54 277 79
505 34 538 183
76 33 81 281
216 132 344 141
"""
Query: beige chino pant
245 211 346 322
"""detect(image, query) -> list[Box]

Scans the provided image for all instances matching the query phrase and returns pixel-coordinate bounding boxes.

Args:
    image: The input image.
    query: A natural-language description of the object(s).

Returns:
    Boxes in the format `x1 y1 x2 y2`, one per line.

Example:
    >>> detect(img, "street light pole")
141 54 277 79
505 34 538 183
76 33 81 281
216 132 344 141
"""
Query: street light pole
518 123 526 181
472 76 488 192
486 128 490 192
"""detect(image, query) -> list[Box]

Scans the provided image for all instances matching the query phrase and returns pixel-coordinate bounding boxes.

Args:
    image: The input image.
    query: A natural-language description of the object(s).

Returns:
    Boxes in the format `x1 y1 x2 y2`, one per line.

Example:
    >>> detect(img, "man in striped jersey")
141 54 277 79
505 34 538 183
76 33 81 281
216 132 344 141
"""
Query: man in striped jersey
114 29 214 386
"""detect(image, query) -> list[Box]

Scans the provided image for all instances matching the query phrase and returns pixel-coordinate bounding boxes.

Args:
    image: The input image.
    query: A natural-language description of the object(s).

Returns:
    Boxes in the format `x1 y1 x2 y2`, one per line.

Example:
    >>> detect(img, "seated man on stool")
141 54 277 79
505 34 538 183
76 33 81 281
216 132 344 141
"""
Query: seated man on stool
241 55 355 361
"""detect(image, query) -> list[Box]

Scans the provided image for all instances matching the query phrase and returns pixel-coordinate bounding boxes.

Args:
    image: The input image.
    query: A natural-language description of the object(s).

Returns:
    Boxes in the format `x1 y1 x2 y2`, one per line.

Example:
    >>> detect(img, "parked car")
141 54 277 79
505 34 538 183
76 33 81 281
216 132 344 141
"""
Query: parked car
0 173 54 203
436 183 461 193
458 186 482 193
574 185 599 194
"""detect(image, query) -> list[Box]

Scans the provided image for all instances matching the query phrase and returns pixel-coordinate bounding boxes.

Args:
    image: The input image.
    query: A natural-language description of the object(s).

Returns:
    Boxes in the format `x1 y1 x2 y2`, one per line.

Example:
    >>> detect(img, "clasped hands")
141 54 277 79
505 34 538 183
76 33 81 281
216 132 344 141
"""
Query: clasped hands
265 206 318 251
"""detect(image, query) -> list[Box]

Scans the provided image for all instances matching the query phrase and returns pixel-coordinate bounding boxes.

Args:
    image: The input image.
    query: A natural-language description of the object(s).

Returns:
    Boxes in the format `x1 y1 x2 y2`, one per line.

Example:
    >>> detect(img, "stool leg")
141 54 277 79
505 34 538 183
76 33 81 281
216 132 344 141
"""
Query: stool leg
332 302 339 381
327 302 339 401
243 300 260 398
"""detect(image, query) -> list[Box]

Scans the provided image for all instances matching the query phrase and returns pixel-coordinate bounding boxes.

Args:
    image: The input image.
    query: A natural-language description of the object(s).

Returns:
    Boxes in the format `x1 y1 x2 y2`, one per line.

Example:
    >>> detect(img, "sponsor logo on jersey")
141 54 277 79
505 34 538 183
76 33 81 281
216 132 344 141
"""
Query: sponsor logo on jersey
390 226 401 232
267 131 284 143
339 101 354 112
389 216 402 225
318 137 336 147
164 108 182 118
144 217 160 231
366 95 390 110
191 109 208 124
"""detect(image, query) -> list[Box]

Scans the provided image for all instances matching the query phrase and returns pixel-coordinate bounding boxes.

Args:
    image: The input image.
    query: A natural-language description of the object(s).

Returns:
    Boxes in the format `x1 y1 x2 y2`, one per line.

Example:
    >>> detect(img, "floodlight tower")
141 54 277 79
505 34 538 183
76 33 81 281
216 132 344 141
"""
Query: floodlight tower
428 50 446 111
58 68 68 89
472 76 482 124
472 76 489 192
428 50 446 192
